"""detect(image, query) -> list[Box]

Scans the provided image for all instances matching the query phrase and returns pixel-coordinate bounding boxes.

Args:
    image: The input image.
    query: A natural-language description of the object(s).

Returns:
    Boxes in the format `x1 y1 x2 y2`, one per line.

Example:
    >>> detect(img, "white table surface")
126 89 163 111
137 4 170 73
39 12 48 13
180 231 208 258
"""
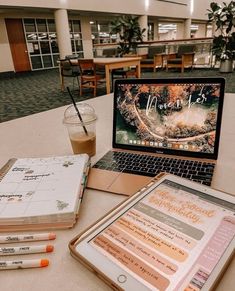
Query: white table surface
0 93 234 291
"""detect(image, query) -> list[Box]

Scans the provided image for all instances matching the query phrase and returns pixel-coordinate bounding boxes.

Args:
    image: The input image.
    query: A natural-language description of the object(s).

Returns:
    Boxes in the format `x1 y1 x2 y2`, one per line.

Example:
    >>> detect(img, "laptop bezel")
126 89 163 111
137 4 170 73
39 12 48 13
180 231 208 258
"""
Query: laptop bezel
112 77 225 160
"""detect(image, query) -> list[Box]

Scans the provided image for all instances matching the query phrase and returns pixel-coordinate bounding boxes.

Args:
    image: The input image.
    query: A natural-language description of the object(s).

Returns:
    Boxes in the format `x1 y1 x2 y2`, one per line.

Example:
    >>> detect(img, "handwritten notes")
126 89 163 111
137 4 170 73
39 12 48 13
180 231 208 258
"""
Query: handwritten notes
0 155 89 230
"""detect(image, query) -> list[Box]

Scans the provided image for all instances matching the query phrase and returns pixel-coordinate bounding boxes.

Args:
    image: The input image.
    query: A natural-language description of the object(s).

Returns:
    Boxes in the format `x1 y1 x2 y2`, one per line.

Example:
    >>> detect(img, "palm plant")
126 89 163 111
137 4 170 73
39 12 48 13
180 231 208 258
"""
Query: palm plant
110 15 146 56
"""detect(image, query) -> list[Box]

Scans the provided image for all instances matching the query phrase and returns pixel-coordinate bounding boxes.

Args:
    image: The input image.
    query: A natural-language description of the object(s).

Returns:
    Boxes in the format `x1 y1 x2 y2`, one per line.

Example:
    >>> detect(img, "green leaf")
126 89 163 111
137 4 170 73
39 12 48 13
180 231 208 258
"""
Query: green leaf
110 14 145 55
210 2 220 12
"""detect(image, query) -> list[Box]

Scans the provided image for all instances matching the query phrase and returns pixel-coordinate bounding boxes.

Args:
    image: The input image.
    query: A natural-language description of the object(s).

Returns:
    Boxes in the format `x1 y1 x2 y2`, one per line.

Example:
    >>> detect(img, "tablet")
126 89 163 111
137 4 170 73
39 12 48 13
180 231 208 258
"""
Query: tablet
70 174 235 291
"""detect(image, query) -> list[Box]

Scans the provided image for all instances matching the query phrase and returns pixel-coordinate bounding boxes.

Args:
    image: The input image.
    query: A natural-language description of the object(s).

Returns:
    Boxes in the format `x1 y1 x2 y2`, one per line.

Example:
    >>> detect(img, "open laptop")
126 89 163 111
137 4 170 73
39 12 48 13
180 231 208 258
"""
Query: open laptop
87 77 225 195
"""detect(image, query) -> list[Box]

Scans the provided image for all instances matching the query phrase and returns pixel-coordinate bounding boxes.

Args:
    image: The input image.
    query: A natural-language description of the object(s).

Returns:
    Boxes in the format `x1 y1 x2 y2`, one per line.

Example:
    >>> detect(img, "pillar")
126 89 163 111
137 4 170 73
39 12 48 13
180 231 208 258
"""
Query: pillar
184 18 192 39
138 15 148 42
213 22 220 37
54 9 72 59
153 18 159 41
206 23 213 37
80 16 93 58
195 23 206 38
176 22 184 39
138 15 148 55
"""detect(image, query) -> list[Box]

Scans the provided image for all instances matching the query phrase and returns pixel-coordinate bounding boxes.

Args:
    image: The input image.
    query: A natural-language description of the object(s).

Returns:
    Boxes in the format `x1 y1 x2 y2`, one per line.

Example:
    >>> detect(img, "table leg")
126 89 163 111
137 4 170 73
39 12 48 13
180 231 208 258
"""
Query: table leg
136 61 141 78
61 75 65 91
105 65 111 94
58 64 64 91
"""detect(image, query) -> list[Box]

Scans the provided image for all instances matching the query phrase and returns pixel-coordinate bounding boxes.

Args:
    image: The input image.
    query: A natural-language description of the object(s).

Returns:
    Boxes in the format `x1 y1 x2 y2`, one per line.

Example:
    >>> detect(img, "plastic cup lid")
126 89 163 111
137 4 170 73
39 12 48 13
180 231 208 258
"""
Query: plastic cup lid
63 102 97 125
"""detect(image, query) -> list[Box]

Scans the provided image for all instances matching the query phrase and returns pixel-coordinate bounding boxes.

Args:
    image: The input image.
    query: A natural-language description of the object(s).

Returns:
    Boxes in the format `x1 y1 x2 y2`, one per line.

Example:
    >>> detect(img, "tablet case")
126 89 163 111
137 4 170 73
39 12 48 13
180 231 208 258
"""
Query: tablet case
68 173 165 291
68 173 234 291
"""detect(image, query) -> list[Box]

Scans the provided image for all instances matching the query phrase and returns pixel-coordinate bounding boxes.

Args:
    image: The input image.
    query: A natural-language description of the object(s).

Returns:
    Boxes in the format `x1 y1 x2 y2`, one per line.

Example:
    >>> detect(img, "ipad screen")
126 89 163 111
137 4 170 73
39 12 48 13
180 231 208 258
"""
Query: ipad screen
88 179 235 290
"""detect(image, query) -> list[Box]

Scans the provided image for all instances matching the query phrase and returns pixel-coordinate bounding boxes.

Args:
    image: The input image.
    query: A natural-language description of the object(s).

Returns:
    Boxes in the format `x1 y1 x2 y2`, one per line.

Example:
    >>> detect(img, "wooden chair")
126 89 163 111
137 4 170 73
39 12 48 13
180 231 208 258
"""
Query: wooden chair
166 45 195 73
140 45 166 72
60 59 80 91
78 59 105 97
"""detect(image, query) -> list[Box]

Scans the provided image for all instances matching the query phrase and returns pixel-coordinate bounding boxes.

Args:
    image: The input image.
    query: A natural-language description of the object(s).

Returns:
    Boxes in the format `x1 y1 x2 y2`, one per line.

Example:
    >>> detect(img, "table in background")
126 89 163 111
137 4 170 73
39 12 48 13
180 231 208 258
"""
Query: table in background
94 57 141 94
59 57 142 94
0 94 234 291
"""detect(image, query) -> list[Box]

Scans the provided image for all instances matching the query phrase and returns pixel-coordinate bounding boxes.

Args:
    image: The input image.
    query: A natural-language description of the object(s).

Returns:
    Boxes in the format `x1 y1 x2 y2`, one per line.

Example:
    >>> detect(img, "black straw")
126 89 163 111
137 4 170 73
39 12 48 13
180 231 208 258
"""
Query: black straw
67 87 88 135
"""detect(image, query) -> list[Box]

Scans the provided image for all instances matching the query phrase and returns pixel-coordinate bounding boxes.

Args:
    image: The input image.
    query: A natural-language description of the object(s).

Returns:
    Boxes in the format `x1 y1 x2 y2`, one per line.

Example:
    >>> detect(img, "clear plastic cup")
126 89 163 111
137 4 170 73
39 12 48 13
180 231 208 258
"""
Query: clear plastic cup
63 103 97 157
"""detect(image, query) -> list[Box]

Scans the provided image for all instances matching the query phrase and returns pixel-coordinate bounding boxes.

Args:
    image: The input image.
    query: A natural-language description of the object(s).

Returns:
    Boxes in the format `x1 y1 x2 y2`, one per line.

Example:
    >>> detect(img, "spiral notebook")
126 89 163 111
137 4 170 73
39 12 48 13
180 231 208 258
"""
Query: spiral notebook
0 154 90 231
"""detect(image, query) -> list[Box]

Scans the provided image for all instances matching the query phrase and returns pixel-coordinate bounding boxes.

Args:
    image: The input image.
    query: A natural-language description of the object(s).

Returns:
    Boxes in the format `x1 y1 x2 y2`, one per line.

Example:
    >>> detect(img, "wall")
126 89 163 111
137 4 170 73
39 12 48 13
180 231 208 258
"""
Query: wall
80 16 93 58
0 18 14 72
0 0 227 20
194 24 207 38
191 0 229 20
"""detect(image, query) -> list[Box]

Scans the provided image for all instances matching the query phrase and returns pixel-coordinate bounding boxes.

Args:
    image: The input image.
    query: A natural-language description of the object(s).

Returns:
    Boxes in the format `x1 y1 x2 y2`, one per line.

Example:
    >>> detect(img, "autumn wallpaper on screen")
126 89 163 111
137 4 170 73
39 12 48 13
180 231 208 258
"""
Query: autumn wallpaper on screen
115 83 220 153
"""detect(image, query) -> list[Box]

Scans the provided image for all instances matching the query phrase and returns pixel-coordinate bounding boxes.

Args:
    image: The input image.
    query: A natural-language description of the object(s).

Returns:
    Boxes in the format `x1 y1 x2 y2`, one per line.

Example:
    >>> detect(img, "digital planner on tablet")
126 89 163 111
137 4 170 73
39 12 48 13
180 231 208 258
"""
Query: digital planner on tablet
73 174 235 291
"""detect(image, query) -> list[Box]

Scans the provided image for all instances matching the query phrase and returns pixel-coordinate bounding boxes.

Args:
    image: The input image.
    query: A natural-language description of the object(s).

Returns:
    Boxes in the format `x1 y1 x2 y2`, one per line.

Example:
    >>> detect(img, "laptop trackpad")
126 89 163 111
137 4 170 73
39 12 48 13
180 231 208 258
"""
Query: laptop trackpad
108 173 152 196
87 168 151 196
87 168 120 192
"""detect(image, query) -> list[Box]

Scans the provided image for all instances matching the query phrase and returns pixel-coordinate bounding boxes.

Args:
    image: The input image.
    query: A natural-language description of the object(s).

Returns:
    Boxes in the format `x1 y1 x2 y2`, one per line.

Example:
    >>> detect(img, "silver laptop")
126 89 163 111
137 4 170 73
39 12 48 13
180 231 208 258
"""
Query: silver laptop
87 77 225 195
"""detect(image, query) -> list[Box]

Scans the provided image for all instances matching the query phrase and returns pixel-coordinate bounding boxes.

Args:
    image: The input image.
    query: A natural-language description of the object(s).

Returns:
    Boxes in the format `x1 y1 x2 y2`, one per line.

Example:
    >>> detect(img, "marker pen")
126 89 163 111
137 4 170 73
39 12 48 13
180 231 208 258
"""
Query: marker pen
0 244 54 256
0 233 56 244
0 259 49 270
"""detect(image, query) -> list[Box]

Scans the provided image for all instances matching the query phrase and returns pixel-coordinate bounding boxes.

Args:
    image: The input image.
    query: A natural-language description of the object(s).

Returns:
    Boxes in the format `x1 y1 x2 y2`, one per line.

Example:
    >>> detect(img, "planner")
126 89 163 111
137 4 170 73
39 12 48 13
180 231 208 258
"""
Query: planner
0 154 90 231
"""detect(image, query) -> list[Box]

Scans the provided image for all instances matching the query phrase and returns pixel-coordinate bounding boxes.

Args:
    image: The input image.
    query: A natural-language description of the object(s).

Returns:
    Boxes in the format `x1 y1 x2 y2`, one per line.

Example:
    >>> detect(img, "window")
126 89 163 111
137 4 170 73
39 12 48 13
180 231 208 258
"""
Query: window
23 18 84 70
70 20 83 57
23 18 59 70
91 21 116 44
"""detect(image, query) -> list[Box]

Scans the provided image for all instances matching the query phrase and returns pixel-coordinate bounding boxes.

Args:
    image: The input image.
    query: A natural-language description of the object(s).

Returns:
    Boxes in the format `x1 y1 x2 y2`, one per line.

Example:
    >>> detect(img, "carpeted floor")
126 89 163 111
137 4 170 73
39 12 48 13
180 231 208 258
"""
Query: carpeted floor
0 68 107 123
0 67 234 123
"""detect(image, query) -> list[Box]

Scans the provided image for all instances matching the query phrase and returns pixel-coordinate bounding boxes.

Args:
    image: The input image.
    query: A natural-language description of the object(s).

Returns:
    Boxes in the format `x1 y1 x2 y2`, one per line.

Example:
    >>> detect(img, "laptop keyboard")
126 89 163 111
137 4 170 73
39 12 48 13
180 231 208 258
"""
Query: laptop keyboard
93 151 215 186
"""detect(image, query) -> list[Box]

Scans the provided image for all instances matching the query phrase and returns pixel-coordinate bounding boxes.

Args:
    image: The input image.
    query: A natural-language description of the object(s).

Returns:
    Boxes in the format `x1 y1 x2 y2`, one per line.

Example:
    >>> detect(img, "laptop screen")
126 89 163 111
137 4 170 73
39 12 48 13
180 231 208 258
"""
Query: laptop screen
113 78 225 160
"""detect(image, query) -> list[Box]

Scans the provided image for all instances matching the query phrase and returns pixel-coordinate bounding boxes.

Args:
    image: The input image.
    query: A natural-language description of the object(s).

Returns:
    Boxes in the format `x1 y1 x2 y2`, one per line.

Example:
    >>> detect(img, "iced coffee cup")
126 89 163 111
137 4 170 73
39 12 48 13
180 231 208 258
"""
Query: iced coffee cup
63 103 97 157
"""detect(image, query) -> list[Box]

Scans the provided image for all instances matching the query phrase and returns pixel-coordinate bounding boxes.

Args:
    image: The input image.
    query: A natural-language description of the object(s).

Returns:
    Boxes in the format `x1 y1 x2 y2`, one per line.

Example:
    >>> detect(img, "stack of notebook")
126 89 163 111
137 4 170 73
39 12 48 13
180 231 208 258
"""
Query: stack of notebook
0 154 90 231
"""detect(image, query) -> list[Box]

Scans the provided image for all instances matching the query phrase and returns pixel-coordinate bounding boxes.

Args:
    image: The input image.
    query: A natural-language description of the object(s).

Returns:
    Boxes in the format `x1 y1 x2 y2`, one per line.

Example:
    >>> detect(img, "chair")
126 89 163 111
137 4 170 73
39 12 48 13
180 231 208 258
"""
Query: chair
166 45 195 73
65 54 80 60
60 59 80 91
140 45 166 72
102 48 117 57
111 67 138 90
78 59 105 97
111 54 139 91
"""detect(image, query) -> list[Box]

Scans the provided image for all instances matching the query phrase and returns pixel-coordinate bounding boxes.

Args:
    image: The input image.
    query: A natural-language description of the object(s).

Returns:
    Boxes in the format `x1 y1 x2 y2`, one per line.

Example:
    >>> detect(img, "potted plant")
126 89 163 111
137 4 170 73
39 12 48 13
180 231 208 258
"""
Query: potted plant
110 15 146 56
207 1 235 72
